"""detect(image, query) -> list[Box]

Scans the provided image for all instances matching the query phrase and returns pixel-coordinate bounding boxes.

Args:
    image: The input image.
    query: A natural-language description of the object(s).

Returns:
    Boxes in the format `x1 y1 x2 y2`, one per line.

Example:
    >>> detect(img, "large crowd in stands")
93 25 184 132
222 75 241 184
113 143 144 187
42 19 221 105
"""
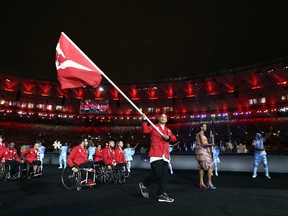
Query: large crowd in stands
0 117 287 154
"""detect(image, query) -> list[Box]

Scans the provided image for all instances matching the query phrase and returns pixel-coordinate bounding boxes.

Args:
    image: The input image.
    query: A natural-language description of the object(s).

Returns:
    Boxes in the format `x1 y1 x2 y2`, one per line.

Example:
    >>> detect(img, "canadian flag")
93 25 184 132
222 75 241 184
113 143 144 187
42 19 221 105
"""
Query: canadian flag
56 32 102 89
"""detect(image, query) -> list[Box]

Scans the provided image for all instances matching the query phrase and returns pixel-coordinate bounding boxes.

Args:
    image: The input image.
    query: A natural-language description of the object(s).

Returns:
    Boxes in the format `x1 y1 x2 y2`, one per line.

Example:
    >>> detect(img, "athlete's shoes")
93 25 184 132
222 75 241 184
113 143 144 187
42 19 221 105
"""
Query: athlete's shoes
139 182 149 198
158 193 174 203
85 179 96 186
252 175 257 178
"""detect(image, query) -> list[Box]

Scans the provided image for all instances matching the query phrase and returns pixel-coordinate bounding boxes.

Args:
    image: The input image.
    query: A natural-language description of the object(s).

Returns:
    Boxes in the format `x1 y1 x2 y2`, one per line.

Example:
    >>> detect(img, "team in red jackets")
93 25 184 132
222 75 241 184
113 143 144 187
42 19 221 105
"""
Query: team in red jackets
67 137 95 186
102 140 117 169
21 142 42 176
0 142 21 179
139 114 176 203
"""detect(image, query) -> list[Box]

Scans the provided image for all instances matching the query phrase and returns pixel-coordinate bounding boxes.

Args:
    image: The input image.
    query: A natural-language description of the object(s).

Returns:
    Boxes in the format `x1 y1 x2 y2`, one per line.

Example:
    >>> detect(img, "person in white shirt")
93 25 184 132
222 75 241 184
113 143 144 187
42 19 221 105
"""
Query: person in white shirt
38 144 45 165
59 143 68 169
252 127 272 179
88 142 96 161
124 143 139 172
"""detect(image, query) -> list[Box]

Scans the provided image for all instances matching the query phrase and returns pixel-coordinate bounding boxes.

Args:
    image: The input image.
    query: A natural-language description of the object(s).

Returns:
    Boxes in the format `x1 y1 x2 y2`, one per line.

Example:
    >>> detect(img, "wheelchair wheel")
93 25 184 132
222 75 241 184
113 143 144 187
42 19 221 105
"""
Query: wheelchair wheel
111 168 124 184
95 165 112 184
0 163 5 180
21 161 31 179
61 166 81 190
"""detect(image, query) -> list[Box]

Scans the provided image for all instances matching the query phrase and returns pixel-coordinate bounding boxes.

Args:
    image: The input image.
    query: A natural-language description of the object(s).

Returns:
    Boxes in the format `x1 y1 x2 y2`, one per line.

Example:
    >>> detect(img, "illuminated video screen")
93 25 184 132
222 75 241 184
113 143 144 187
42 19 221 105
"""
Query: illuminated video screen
80 100 109 114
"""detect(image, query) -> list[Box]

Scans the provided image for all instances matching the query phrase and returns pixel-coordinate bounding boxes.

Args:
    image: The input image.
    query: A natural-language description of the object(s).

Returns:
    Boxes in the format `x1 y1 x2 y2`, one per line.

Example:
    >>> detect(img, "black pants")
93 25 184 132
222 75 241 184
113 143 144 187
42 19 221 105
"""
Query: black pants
5 160 21 175
94 160 104 166
32 160 41 166
79 161 94 169
79 161 94 180
115 163 126 169
143 160 169 195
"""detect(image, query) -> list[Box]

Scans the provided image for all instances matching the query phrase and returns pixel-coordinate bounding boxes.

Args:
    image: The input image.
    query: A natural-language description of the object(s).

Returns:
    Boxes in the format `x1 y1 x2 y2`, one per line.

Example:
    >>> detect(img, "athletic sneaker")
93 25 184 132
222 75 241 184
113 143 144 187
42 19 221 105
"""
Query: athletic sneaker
158 193 174 203
252 175 257 178
266 175 271 179
139 182 149 198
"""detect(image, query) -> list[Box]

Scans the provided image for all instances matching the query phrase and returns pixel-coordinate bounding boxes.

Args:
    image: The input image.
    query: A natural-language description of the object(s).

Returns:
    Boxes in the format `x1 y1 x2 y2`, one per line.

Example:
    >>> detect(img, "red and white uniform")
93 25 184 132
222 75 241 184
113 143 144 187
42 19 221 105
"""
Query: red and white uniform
67 145 88 167
115 147 127 164
0 147 20 163
94 149 103 162
142 122 176 160
103 147 116 167
21 148 40 163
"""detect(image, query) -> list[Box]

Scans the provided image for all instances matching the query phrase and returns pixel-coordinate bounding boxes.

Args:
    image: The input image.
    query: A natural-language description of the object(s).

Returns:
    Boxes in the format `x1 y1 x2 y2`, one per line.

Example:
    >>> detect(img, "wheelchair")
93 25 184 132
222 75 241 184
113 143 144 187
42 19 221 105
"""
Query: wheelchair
0 162 21 180
21 160 42 179
61 165 96 191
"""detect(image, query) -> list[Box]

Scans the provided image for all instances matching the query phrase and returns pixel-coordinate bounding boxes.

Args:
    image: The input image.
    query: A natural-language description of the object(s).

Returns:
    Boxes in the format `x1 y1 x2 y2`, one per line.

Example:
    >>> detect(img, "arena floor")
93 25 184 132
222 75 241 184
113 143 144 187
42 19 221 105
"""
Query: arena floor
0 166 287 216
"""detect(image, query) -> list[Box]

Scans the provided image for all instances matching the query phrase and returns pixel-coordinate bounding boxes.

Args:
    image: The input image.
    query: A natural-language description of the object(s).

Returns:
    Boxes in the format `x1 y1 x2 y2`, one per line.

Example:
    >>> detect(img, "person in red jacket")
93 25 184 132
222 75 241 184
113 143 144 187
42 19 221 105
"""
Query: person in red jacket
139 114 176 203
67 137 95 186
102 140 116 170
115 141 127 165
115 140 128 175
94 144 103 163
0 142 21 179
21 141 41 175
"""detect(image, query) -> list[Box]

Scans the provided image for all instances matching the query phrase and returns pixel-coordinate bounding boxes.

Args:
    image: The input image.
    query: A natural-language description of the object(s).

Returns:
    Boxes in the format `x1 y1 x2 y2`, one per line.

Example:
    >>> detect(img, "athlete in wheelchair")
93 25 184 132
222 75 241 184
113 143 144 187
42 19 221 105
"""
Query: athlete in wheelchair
20 141 42 178
93 143 112 184
115 141 129 181
0 142 22 180
102 140 128 184
62 137 96 191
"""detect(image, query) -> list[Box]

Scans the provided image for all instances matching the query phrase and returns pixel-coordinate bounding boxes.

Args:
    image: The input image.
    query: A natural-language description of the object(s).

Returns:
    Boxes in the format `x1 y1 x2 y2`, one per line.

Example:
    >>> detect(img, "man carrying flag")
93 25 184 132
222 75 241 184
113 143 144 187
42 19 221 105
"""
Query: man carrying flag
55 33 176 199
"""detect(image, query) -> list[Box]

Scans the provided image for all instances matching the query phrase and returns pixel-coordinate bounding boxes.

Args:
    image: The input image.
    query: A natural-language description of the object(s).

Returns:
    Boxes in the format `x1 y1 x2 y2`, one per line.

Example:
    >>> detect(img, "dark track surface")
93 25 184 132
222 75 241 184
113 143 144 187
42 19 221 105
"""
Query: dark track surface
1 166 288 216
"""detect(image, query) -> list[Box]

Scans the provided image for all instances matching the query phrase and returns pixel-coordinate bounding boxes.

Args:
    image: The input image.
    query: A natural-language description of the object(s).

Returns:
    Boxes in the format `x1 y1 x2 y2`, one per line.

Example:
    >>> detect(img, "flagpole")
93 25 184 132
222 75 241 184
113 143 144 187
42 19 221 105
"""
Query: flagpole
61 32 164 136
